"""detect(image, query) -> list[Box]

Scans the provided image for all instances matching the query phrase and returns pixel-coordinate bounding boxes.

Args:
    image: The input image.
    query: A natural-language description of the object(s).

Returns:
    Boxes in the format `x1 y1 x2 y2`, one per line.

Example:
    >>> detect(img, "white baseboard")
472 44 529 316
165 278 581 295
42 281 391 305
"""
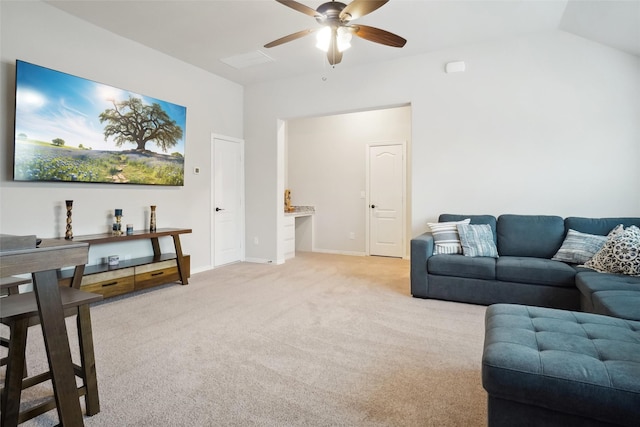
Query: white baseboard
311 248 366 257
244 257 277 264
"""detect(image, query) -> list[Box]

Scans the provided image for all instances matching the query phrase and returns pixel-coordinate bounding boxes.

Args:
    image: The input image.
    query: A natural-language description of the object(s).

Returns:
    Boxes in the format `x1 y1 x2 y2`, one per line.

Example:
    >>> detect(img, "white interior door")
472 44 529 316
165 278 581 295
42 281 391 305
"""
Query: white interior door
213 136 244 267
368 143 405 258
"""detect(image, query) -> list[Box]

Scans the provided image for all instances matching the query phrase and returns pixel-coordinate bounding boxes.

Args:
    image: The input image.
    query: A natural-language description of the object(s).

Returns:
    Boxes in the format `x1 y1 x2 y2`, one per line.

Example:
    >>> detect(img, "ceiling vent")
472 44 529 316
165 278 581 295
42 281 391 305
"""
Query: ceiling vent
220 50 275 69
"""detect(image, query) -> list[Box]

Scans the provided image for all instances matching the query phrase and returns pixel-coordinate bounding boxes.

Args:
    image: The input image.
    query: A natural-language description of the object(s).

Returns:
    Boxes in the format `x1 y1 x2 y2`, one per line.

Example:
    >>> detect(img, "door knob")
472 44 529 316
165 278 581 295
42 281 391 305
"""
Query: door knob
370 204 376 209
215 207 224 212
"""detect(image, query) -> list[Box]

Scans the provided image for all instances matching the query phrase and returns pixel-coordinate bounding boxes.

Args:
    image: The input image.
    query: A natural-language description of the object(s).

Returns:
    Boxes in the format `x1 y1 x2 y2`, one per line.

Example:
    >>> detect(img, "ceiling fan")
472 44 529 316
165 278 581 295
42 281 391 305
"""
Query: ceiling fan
264 0 407 66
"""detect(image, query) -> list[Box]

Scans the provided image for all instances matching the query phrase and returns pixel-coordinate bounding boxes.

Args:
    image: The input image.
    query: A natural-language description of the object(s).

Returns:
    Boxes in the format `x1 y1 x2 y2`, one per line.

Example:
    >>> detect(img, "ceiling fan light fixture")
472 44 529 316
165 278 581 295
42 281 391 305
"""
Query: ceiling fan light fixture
315 26 352 53
337 27 352 52
315 26 331 52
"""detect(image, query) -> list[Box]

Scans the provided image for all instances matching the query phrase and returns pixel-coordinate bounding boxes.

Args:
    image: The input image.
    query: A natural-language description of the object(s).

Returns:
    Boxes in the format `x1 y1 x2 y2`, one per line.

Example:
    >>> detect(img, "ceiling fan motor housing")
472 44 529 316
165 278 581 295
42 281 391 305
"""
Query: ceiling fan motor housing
316 1 349 26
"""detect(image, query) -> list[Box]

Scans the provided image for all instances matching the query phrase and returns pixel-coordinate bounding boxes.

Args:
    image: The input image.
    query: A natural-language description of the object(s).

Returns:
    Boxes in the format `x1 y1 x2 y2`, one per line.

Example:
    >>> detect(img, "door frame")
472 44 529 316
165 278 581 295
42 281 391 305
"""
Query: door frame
211 133 246 268
365 140 407 258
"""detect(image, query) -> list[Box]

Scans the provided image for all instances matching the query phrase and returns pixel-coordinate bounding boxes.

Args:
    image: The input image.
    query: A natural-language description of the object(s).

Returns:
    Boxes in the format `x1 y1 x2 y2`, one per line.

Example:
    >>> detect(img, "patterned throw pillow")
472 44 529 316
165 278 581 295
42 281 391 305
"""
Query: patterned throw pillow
427 219 471 255
457 223 499 258
584 225 640 276
552 229 608 264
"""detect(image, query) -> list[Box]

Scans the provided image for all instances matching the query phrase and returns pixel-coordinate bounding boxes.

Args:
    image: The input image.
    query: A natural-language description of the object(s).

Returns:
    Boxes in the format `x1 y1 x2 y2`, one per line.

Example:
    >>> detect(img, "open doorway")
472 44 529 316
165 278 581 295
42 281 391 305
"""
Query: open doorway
282 105 411 259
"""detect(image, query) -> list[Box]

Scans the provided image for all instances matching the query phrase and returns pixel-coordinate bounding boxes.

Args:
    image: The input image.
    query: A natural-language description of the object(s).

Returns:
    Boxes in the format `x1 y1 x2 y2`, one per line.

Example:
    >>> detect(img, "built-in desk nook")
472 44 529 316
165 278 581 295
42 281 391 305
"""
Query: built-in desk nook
283 206 314 260
58 228 191 298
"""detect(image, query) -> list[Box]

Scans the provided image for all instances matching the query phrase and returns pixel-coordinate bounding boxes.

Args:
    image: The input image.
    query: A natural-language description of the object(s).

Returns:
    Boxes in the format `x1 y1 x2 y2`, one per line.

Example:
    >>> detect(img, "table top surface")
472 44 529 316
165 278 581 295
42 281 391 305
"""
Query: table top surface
0 237 88 256
67 227 192 244
0 238 89 277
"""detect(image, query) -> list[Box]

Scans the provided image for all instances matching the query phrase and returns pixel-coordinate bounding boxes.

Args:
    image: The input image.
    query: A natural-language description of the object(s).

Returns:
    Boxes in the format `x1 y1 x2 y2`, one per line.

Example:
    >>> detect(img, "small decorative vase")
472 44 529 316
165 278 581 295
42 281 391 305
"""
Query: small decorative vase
65 200 74 240
150 205 157 232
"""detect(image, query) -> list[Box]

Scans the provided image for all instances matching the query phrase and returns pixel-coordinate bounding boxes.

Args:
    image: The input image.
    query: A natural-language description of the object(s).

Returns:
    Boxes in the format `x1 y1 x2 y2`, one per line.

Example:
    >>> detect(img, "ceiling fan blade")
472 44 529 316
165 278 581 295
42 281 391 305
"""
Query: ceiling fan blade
352 24 406 47
340 0 388 21
275 0 319 18
327 28 343 65
264 28 316 48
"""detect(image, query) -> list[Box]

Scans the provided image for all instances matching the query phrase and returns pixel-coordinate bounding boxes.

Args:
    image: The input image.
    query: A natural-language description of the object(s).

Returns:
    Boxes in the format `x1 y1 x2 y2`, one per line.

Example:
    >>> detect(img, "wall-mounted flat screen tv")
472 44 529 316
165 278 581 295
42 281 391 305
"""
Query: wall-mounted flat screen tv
13 60 187 186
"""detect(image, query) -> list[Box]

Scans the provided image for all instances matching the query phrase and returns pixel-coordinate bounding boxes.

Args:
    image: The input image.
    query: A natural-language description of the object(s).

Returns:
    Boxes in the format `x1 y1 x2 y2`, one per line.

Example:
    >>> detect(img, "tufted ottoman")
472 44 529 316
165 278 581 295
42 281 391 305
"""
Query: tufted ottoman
482 304 640 427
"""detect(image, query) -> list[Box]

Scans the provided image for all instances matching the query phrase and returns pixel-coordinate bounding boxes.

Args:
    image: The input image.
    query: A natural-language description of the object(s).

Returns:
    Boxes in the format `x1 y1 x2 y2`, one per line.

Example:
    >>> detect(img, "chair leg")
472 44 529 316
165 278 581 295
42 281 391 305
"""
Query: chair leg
1 338 27 378
1 318 29 427
76 304 100 416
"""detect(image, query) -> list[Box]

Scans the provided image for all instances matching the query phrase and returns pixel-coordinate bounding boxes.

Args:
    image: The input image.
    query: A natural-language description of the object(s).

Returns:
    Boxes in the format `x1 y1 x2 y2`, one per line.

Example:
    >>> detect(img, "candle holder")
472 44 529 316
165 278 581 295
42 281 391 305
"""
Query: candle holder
65 200 73 240
149 205 157 232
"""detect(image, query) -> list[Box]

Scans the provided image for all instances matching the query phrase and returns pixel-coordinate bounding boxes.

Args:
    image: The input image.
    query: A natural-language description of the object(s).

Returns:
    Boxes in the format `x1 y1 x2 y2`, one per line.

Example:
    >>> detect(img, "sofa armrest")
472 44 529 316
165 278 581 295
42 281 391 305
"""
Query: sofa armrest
411 232 434 298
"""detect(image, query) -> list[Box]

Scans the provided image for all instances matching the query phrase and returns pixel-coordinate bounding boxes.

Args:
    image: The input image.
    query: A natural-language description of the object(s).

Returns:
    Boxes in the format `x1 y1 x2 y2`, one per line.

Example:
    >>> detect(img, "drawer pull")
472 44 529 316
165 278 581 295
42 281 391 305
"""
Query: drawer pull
151 272 164 277
102 281 119 287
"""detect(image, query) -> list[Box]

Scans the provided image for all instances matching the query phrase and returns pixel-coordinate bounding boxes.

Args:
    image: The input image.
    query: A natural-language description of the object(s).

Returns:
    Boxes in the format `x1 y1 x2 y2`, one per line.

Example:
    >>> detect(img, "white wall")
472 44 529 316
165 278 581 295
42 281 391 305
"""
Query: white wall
286 106 412 256
0 1 243 271
245 30 640 262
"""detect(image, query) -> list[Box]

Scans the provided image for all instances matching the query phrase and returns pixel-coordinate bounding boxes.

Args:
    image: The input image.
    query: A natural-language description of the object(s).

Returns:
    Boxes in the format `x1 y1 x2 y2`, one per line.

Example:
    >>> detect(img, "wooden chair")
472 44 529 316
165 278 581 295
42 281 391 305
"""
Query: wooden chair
0 276 31 373
0 272 102 425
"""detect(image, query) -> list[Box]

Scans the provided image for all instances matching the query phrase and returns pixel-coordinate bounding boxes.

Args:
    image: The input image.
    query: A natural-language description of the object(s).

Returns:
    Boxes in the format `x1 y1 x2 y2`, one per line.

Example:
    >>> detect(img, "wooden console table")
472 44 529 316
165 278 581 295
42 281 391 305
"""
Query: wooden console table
59 228 192 298
0 238 91 426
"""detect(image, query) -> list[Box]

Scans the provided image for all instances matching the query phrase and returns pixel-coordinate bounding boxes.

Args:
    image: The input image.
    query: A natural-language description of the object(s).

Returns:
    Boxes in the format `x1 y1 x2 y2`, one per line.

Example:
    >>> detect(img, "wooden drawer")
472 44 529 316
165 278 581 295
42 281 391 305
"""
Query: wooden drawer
80 268 135 298
135 260 179 290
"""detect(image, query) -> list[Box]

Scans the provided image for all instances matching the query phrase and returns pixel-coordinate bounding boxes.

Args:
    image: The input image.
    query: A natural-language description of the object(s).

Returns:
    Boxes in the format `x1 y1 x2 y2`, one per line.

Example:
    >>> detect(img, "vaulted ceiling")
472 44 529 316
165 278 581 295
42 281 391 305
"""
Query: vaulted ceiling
46 0 640 86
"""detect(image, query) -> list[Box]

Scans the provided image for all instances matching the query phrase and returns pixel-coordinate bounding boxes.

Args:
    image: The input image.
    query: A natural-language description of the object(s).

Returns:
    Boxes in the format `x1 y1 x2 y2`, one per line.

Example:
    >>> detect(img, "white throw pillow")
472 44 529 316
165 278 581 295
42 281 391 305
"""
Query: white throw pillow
427 219 471 255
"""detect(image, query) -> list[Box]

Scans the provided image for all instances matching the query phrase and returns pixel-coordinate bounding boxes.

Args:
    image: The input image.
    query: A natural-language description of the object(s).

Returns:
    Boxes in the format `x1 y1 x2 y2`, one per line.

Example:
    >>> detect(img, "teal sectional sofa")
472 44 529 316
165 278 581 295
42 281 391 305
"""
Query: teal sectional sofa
411 214 640 318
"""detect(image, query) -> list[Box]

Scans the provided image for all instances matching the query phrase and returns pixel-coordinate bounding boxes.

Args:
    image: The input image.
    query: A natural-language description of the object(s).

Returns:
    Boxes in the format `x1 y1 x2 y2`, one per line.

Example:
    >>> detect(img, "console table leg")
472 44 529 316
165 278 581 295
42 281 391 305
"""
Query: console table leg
70 264 85 290
150 237 161 257
172 235 188 285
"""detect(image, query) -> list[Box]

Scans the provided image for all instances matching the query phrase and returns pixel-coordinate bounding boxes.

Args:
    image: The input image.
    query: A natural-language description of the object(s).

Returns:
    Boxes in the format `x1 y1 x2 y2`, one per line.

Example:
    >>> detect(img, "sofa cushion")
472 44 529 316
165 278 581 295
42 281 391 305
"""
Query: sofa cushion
593 291 640 321
565 216 640 236
427 219 470 255
497 215 565 258
551 229 607 265
576 271 640 320
457 223 499 258
584 225 640 276
576 271 640 295
439 214 497 242
482 304 640 427
496 256 576 287
428 254 496 280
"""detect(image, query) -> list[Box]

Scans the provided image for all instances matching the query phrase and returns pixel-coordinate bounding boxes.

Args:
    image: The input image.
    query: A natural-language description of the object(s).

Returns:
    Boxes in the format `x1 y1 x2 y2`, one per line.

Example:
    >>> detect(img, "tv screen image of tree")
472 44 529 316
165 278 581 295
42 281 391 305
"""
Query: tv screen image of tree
13 60 187 185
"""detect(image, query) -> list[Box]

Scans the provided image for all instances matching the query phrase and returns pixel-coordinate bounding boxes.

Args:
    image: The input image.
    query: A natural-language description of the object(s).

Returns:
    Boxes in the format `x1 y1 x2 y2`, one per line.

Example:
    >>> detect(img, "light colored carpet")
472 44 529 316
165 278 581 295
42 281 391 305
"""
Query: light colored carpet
4 252 488 426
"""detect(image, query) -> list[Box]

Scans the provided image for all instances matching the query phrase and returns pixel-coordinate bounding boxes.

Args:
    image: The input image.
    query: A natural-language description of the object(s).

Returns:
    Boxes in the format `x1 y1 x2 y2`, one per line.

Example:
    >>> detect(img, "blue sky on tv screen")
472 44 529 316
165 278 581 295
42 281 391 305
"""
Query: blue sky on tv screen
14 61 186 153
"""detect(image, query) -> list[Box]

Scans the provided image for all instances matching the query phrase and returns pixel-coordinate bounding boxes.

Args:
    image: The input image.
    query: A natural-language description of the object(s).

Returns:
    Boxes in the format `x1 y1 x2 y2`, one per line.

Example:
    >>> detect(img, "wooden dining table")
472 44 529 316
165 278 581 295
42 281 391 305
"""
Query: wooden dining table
1 237 90 427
